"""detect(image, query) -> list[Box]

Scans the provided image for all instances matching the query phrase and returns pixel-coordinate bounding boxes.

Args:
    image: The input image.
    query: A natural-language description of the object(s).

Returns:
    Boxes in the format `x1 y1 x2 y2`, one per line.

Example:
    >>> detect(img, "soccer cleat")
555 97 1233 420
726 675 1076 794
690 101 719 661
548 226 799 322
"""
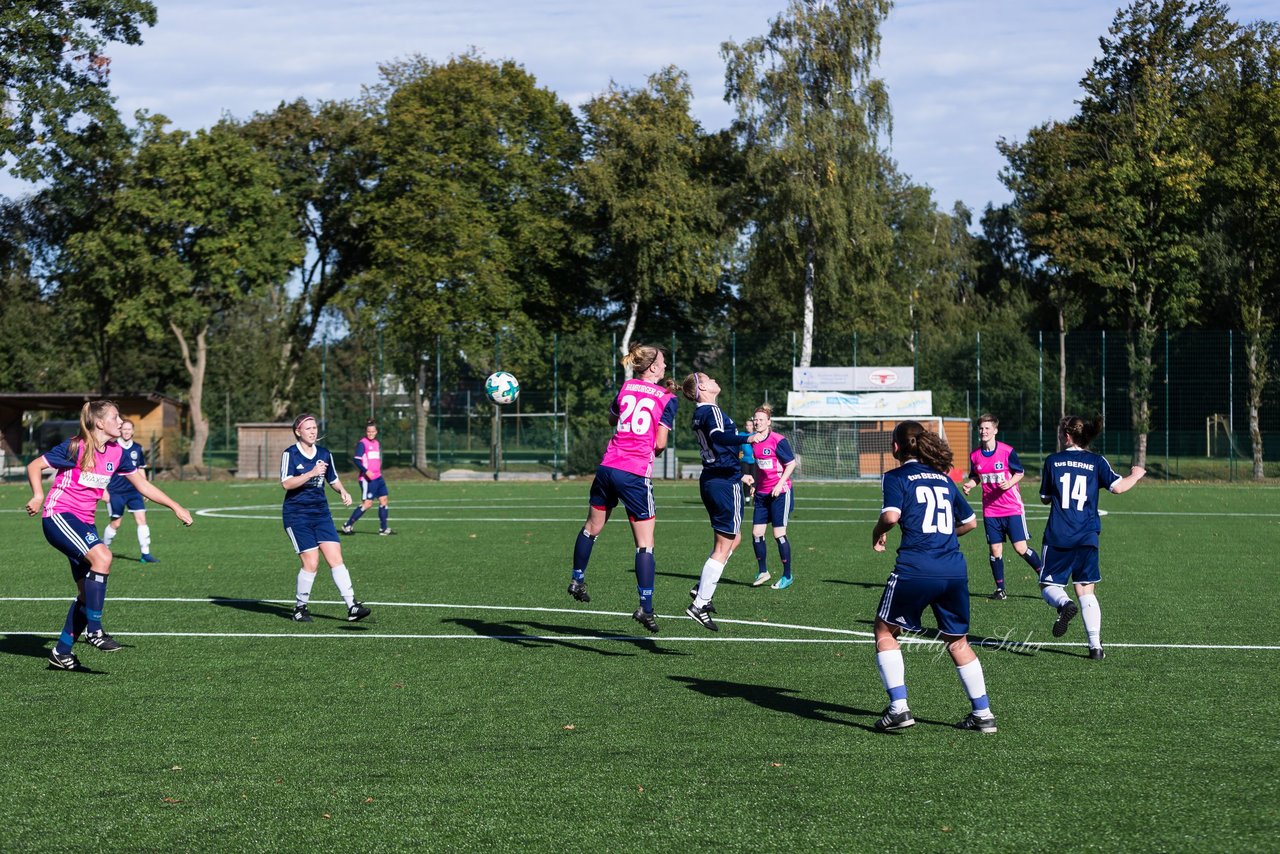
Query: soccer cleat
1088 646 1106 660
771 575 793 590
84 630 122 652
685 604 719 632
379 528 396 536
347 602 371 622
339 524 354 535
1052 600 1079 637
874 707 915 732
47 649 81 670
631 607 659 634
751 571 772 587
140 553 160 564
955 712 998 733
292 604 313 623
567 580 591 603
988 588 1007 601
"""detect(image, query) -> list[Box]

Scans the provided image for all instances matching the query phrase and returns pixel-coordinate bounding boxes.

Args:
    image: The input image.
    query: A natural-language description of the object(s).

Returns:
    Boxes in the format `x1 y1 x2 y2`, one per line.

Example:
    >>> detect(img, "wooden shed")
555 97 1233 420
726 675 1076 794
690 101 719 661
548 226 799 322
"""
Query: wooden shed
236 423 296 479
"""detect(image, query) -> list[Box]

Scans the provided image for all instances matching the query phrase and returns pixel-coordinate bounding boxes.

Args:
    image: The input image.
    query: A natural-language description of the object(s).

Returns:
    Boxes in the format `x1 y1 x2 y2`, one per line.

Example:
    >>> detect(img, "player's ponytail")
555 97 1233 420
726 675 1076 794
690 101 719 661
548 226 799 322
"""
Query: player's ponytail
72 399 117 474
1060 415 1104 449
892 420 953 474
621 343 662 377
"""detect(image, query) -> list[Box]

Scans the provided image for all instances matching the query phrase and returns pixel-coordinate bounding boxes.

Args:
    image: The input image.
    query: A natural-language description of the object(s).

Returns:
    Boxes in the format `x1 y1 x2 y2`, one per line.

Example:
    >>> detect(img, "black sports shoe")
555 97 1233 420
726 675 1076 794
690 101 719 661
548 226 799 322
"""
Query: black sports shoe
292 604 313 622
1052 600 1079 637
988 588 1008 600
687 587 715 613
874 707 915 732
84 630 122 652
1088 646 1106 660
631 607 659 634
379 528 396 536
955 712 998 733
685 604 719 632
347 602 371 622
567 580 590 603
47 649 81 670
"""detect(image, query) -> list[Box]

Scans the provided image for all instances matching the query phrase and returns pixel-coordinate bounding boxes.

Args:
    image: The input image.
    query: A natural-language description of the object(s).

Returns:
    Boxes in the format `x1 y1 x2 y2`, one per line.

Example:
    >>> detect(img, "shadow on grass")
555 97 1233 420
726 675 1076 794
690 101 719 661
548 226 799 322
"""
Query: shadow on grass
444 617 689 656
0 633 54 659
208 596 330 621
821 579 884 589
669 676 880 731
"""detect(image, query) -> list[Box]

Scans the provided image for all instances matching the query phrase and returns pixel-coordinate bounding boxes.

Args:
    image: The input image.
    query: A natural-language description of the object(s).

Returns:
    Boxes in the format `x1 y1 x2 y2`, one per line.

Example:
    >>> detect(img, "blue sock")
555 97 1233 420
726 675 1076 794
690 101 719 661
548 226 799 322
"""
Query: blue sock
635 547 655 613
378 506 389 530
990 555 1005 587
84 572 108 633
777 536 792 579
572 529 597 581
1021 548 1043 571
55 600 87 654
753 537 768 573
346 507 366 526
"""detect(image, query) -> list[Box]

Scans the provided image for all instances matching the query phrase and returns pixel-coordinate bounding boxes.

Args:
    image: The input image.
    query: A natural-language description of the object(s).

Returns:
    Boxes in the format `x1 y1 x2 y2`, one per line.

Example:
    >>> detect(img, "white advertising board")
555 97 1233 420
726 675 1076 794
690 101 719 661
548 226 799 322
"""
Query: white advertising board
785 390 933 418
792 366 915 391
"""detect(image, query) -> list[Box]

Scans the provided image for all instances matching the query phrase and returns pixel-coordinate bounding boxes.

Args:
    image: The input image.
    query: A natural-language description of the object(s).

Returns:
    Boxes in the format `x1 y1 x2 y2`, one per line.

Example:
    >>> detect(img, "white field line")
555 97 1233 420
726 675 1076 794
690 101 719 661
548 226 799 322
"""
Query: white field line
1 596 1276 650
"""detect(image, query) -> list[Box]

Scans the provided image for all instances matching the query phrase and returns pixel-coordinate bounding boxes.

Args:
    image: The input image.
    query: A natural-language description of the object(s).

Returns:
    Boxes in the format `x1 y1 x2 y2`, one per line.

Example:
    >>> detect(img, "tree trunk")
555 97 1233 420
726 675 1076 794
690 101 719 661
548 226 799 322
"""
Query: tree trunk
620 292 641 378
800 242 815 368
1245 332 1268 480
1126 324 1156 470
415 357 430 474
270 337 299 420
172 321 210 475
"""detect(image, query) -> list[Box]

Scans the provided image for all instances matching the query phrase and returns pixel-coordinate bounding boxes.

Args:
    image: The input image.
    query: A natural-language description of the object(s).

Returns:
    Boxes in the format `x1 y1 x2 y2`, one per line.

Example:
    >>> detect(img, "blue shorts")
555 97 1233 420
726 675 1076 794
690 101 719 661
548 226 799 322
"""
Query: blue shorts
983 513 1030 546
700 471 744 536
283 514 341 554
877 571 970 636
1039 545 1101 586
42 513 100 574
589 465 654 521
752 489 793 528
109 488 145 518
360 476 389 501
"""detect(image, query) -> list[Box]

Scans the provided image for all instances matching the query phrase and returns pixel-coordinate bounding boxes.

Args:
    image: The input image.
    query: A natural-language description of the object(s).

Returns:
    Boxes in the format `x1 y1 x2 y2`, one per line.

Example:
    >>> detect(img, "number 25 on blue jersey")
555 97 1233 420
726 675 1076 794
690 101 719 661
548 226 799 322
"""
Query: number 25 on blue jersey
916 485 954 534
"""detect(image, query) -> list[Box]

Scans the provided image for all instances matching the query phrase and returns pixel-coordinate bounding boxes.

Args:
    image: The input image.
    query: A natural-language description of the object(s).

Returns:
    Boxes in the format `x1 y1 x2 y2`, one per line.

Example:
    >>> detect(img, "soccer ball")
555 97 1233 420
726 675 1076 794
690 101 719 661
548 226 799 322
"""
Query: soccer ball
485 371 520 405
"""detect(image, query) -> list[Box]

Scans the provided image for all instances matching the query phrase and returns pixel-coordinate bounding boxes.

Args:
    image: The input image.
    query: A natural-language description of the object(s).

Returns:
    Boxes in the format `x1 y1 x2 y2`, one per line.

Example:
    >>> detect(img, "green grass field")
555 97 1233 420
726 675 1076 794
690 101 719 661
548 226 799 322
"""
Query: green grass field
1 478 1277 852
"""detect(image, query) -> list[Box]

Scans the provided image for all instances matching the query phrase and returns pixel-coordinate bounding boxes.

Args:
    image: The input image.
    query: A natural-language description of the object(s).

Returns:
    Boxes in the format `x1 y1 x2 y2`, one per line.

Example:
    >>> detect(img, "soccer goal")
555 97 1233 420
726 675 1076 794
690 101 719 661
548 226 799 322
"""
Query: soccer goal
771 416 947 481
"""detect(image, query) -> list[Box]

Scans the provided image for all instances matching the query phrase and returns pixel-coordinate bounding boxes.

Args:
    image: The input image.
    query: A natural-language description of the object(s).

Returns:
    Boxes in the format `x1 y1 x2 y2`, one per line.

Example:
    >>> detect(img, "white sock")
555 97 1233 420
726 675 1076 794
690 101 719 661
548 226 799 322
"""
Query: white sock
1079 593 1102 648
296 568 317 606
330 564 356 608
692 558 725 608
137 524 151 554
956 659 993 715
876 649 908 713
103 526 117 547
1041 584 1070 609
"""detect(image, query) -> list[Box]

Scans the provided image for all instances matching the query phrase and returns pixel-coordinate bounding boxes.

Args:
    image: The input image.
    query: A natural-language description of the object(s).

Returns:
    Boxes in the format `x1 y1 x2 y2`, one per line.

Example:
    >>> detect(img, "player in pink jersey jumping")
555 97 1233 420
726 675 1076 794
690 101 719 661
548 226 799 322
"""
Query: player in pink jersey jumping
566 343 679 633
26 400 193 670
961 413 1043 600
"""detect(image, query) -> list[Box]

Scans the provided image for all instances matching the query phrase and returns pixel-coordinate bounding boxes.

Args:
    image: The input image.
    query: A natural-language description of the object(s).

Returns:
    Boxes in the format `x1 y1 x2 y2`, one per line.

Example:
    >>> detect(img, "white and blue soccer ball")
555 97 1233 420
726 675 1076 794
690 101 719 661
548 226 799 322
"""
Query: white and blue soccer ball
485 371 520 405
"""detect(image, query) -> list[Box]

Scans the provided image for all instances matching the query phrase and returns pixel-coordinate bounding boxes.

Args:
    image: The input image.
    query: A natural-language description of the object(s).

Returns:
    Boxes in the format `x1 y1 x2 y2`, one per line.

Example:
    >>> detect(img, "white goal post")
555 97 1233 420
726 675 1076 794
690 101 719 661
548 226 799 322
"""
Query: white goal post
771 416 946 481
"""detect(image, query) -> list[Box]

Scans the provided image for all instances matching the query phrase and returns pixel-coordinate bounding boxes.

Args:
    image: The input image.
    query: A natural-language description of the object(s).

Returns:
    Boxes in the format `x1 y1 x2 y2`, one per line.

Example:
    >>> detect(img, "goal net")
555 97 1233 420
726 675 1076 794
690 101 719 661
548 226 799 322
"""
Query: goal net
771 416 945 481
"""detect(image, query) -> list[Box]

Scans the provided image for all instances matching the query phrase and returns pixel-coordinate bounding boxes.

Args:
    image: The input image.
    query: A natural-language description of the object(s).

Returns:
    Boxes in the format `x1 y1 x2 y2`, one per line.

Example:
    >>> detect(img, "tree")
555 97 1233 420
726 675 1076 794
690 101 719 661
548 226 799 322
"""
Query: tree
65 117 300 472
0 0 156 181
723 0 894 367
238 98 375 419
352 53 583 469
578 66 734 363
1000 1 1234 466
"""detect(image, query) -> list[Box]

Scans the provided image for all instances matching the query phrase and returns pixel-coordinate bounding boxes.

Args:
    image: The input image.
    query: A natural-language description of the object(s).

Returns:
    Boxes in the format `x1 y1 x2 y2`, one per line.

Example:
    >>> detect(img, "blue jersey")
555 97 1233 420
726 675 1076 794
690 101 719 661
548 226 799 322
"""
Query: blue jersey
738 432 756 464
107 441 146 495
691 404 748 473
881 461 975 578
1039 448 1121 548
280 443 338 519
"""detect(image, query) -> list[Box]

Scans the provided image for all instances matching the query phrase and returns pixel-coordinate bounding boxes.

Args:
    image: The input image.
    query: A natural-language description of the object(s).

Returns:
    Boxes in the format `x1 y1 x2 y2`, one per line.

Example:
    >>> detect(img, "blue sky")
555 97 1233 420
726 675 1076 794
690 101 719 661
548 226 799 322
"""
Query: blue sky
7 0 1276 214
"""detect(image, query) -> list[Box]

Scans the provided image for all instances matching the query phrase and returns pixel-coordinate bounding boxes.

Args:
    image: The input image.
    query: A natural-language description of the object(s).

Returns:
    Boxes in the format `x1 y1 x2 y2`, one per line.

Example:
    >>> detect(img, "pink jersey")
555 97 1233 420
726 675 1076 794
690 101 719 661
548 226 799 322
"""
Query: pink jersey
753 432 795 494
43 439 133 525
969 441 1026 517
356 438 382 480
599 379 678 478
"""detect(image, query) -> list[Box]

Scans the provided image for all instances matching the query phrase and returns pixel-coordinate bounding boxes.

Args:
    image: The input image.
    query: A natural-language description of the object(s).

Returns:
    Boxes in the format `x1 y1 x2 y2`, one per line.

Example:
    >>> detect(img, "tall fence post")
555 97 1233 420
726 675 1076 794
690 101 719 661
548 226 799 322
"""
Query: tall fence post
1038 331 1044 455
975 331 981 415
1101 330 1107 456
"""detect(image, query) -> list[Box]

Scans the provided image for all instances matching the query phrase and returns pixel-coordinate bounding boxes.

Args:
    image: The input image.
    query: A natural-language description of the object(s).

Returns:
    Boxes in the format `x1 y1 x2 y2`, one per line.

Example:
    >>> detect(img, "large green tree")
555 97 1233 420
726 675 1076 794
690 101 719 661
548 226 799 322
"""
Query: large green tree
0 0 155 181
353 54 583 468
1001 0 1234 466
723 0 894 367
578 66 734 363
